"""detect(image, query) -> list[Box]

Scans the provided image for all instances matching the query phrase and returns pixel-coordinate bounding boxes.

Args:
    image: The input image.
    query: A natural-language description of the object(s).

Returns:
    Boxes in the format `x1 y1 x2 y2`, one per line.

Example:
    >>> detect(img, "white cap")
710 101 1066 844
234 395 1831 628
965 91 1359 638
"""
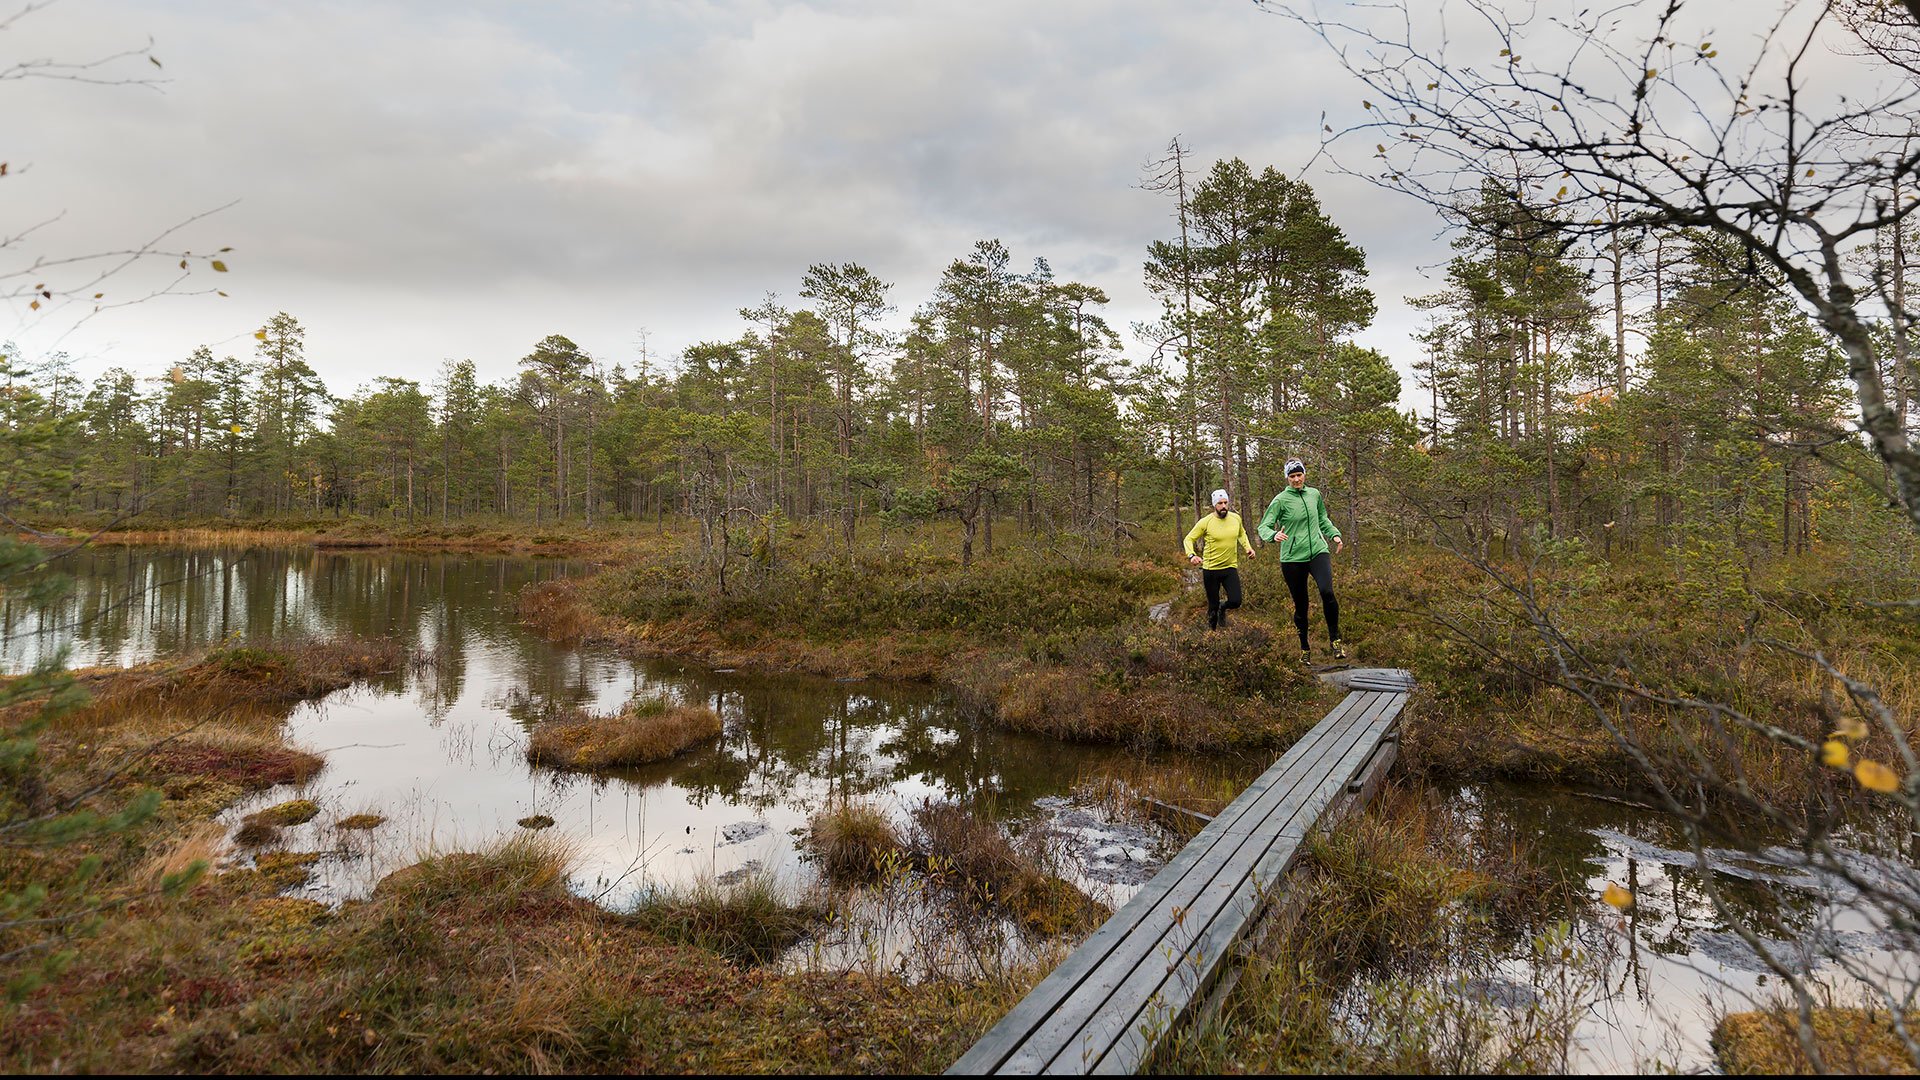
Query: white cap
1210 489 1230 504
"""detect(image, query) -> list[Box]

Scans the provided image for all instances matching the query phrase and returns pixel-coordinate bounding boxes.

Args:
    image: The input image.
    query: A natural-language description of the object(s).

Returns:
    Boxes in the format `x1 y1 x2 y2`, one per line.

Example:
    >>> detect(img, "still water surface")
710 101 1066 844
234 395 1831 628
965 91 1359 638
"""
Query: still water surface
7 546 1914 1071
2 547 1177 909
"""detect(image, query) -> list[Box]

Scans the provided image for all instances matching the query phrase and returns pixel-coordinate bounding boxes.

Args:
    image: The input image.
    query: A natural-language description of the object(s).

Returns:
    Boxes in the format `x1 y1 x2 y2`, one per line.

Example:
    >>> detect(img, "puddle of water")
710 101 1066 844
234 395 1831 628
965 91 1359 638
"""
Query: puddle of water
4 547 1185 910
1458 783 1920 1072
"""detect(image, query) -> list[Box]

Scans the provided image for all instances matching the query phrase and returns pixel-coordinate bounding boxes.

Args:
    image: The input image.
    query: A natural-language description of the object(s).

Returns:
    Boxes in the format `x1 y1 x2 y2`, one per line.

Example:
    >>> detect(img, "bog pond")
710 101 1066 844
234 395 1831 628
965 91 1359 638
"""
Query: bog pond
7 545 1912 1072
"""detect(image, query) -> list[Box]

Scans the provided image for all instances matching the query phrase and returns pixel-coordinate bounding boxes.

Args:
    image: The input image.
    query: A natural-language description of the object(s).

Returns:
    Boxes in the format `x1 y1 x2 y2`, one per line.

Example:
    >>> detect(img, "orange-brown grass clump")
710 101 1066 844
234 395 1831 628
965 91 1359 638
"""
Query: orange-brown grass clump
910 801 1108 938
627 869 826 966
526 696 722 771
1714 1007 1920 1074
806 802 906 885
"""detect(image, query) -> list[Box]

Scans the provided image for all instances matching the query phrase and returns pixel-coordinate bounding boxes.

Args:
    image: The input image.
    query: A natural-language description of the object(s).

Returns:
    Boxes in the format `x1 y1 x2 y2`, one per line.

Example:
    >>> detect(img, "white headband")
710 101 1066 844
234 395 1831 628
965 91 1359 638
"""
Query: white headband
1210 489 1229 504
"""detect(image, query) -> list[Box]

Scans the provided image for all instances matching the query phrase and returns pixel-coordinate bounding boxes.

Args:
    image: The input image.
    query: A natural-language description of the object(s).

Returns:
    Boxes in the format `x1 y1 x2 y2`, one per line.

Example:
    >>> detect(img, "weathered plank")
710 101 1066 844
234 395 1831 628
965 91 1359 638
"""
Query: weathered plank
950 677 1410 1076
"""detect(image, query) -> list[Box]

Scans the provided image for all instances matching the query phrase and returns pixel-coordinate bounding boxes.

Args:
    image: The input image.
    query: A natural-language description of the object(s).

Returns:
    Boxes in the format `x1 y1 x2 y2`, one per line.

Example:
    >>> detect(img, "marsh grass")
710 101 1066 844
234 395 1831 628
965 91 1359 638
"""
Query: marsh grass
525 696 722 770
8 822 1020 1073
627 869 825 966
805 802 905 886
909 801 1108 938
1157 782 1590 1074
1076 757 1255 838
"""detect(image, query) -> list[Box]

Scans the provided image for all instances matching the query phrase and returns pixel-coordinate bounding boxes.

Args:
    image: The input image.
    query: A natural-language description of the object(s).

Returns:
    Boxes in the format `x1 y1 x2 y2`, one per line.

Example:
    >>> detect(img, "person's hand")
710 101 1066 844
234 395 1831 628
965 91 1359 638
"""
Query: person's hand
1245 549 1255 560
1334 536 1345 554
1276 531 1288 544
1188 555 1202 567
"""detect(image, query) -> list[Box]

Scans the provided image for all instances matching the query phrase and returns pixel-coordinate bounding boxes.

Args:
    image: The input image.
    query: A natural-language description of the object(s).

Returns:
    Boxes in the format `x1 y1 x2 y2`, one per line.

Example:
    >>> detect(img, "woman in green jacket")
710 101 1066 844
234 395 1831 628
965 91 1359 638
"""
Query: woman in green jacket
1257 459 1346 662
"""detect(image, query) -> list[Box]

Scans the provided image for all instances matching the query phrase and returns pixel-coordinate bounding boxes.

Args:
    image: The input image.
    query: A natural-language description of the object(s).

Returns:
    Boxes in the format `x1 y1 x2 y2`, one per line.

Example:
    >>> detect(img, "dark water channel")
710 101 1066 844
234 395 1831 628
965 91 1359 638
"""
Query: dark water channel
7 547 1914 1072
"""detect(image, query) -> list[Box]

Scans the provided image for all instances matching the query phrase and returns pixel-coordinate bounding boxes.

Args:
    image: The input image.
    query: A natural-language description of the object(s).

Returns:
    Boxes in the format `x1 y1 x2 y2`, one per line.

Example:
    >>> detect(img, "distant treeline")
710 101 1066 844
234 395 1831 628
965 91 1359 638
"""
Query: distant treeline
3 159 1911 568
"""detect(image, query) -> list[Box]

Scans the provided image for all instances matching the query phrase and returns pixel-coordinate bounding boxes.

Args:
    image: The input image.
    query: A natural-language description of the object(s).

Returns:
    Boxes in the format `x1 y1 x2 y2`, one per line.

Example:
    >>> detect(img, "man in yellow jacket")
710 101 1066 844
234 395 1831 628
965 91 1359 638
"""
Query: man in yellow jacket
1184 488 1256 630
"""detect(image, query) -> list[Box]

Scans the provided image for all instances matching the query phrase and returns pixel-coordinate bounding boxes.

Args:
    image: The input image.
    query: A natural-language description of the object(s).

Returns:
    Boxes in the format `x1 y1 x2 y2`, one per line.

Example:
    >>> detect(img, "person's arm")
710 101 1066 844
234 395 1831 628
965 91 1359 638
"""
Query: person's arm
1257 496 1286 544
1183 518 1205 561
1239 517 1256 556
1316 491 1343 550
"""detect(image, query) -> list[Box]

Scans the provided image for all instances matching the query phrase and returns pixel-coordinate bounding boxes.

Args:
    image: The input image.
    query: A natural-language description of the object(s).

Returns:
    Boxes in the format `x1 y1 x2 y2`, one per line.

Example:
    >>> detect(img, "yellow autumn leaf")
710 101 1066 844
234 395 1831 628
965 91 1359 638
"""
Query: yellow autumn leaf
230 424 245 434
1645 68 1658 79
210 260 228 272
1602 883 1634 910
1821 740 1850 768
1855 759 1900 793
254 331 268 340
1832 715 1868 741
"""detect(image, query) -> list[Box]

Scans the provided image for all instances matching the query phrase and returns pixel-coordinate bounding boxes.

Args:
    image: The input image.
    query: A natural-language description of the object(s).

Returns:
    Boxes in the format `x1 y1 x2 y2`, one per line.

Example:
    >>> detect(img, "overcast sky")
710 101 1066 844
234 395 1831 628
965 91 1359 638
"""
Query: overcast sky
0 0 1845 406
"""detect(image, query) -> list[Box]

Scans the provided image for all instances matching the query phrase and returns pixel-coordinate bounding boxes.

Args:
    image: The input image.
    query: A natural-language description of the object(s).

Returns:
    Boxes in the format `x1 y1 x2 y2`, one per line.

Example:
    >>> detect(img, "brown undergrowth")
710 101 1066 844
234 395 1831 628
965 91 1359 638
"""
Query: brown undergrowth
2 834 1025 1073
1327 547 1920 819
37 638 409 731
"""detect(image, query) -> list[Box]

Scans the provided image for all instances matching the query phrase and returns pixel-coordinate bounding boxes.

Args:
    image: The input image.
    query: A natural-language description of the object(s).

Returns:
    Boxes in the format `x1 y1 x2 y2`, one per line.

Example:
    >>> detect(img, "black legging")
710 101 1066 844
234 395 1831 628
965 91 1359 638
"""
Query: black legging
1281 553 1340 649
1202 567 1242 628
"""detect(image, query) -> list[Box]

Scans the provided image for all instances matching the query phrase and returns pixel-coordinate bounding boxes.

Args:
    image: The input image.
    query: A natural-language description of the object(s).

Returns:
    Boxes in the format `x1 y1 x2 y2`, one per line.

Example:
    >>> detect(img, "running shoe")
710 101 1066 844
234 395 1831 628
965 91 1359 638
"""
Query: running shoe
1332 640 1349 660
1300 649 1312 665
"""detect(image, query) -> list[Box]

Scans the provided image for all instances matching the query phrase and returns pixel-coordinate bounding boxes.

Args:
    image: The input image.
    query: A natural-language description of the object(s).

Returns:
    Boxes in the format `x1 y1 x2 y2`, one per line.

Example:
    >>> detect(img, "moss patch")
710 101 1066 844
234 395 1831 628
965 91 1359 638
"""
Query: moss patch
1715 1008 1920 1074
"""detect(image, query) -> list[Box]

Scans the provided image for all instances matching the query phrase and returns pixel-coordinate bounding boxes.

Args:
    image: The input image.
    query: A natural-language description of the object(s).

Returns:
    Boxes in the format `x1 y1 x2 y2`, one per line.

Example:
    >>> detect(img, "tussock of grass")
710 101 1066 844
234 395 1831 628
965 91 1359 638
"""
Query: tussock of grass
806 802 904 885
911 802 1108 938
373 834 578 913
627 871 824 965
146 729 326 792
1714 1007 1920 1074
335 813 384 831
526 696 721 770
1077 758 1251 839
516 814 555 830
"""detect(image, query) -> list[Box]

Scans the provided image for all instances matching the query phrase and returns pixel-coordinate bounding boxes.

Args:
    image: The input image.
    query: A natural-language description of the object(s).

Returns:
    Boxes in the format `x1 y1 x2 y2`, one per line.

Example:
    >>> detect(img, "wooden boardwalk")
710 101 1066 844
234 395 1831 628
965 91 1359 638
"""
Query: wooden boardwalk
949 668 1414 1076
